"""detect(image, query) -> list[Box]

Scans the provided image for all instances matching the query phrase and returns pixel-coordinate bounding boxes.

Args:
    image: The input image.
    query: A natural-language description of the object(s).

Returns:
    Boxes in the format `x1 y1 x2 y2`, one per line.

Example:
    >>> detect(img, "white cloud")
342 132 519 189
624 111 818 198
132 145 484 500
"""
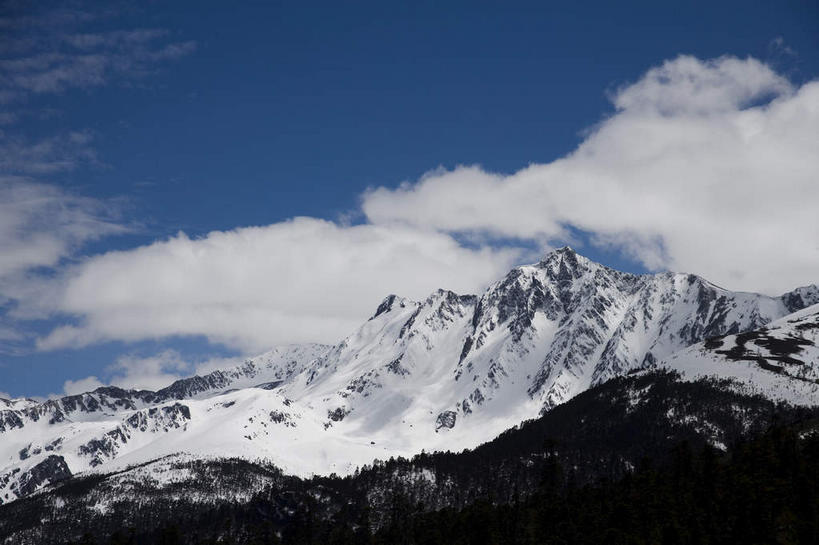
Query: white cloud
363 55 819 295
610 55 792 115
105 350 191 391
60 350 242 396
34 218 520 352
63 375 104 396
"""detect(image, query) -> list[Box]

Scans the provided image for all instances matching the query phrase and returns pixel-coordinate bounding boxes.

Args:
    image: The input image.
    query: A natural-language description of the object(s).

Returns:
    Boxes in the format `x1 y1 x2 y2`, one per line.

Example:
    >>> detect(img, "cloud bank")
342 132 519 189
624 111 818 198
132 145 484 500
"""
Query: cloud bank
34 219 519 352
364 56 819 294
3 54 817 361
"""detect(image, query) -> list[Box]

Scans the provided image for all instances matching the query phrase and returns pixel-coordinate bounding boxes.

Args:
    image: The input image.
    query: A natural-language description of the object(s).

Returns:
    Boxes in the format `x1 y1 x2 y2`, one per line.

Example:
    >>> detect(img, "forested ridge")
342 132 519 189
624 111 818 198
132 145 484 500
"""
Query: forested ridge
62 423 819 545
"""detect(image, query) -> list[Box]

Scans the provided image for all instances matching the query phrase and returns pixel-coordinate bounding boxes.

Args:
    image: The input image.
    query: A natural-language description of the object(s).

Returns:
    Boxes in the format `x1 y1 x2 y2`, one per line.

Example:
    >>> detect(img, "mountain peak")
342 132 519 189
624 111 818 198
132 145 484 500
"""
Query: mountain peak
370 294 412 320
539 245 581 261
537 245 590 273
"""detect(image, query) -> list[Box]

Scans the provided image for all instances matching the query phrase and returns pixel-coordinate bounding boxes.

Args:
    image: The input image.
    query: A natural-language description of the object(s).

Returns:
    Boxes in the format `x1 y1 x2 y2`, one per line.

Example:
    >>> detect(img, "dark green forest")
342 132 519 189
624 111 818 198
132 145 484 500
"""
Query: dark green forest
370 426 819 545
68 424 819 545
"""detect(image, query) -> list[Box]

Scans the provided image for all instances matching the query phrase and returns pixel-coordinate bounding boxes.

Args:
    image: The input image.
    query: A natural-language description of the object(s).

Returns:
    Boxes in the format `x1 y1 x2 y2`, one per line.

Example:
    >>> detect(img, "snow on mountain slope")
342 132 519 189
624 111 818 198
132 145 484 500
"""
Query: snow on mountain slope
0 344 330 504
1 248 816 504
658 304 819 405
274 248 816 456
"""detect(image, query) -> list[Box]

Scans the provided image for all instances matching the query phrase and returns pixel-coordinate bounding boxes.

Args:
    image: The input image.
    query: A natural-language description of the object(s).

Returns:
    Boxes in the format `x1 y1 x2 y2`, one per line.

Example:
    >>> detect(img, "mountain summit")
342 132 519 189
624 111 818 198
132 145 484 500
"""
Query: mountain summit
1 249 817 504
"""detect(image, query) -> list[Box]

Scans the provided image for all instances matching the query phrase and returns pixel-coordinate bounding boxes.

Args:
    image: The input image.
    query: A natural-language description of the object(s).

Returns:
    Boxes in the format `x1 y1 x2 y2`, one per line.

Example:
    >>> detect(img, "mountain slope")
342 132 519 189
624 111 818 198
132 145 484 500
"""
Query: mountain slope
658 303 819 403
0 248 816 505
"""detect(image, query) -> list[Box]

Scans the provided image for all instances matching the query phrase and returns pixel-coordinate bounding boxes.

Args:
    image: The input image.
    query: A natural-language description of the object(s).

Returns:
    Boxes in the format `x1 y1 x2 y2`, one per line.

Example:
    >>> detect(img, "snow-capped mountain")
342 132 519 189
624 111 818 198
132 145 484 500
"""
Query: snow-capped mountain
1 247 817 505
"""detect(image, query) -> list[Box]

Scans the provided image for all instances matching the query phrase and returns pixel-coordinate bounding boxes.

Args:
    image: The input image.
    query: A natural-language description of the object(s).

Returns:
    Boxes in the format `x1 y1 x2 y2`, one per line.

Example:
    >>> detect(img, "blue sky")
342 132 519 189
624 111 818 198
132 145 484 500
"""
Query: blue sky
1 0 818 398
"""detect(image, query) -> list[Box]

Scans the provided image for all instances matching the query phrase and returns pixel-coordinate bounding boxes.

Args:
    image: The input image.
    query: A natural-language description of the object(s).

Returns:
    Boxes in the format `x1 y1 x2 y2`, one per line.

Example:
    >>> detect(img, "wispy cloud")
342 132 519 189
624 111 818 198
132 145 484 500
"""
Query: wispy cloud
0 34 197 104
0 3 197 176
61 29 169 50
0 130 98 174
0 5 98 35
0 4 196 105
0 177 126 279
0 176 129 352
769 36 797 59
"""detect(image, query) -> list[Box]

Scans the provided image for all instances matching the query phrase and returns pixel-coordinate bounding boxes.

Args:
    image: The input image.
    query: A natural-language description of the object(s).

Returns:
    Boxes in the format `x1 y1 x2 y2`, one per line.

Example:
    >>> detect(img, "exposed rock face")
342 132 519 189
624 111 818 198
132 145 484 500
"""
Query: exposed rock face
781 285 819 313
435 411 457 430
14 455 71 498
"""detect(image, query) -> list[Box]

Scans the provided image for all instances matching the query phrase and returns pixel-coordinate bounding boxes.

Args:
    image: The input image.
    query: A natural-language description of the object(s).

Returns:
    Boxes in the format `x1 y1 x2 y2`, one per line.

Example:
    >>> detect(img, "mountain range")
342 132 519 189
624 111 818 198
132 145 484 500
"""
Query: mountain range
1 247 817 512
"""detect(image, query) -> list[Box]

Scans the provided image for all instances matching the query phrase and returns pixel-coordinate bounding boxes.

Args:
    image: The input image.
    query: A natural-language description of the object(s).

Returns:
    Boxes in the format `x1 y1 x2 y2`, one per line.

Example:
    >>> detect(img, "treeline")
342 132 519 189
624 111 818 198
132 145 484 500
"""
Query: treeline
371 425 819 545
68 423 819 545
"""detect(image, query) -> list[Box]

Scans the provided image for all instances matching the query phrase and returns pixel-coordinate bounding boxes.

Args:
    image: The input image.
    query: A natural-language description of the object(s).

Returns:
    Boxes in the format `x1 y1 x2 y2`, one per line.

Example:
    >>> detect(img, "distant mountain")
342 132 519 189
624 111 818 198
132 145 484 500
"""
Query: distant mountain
1 247 817 507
